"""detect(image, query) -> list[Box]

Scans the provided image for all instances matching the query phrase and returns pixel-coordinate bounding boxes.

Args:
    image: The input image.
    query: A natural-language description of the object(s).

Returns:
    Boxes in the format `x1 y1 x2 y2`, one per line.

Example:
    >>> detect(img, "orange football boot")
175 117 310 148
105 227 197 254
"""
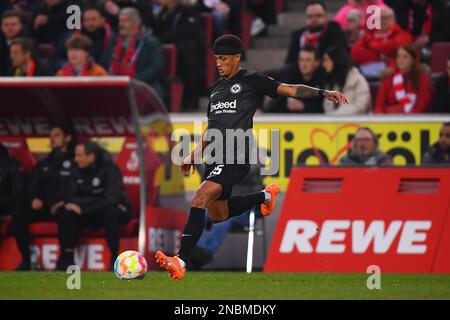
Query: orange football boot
261 183 280 216
155 251 186 280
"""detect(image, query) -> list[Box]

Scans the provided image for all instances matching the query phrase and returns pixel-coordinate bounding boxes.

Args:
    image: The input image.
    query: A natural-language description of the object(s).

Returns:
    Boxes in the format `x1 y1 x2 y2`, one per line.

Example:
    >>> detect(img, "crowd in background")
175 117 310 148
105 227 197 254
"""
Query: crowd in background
0 0 449 113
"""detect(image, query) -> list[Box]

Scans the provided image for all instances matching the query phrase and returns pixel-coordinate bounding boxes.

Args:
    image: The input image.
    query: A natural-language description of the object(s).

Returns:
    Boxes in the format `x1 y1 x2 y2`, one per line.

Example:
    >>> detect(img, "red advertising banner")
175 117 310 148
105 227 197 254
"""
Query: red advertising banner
264 167 450 273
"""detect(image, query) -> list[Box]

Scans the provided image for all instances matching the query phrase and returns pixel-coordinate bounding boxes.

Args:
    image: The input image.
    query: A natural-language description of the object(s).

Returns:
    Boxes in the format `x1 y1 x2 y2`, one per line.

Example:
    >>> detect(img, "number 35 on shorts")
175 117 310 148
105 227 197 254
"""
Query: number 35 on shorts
209 165 224 176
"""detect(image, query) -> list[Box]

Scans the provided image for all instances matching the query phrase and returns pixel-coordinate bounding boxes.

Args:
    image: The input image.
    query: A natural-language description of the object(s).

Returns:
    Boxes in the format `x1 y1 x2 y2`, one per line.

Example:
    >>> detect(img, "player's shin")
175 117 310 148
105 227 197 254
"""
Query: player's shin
177 207 206 264
227 192 266 218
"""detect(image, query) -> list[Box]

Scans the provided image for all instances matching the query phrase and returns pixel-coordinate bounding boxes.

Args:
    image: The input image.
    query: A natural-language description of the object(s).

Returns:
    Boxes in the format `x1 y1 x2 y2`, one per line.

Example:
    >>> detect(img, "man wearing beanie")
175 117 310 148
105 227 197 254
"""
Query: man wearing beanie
156 34 348 280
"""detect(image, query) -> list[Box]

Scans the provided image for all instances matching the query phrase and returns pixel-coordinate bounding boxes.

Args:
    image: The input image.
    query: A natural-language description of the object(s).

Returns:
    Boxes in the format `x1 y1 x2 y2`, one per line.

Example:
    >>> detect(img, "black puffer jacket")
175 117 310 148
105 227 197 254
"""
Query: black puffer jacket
28 149 75 207
0 144 27 211
67 148 131 215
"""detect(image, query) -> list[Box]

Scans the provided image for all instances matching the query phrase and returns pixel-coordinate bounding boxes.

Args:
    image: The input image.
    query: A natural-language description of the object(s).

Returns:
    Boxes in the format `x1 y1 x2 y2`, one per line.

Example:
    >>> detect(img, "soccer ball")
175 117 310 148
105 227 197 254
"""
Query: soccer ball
114 250 148 280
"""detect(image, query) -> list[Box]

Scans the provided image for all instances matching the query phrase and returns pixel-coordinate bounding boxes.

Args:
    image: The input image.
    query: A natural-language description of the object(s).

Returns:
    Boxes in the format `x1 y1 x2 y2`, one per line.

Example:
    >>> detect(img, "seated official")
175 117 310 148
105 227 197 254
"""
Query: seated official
56 141 131 271
12 124 76 270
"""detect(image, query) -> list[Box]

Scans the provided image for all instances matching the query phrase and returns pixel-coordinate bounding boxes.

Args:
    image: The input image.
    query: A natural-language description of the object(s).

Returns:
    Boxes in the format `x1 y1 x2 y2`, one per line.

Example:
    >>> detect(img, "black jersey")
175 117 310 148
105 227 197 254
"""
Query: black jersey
206 69 281 164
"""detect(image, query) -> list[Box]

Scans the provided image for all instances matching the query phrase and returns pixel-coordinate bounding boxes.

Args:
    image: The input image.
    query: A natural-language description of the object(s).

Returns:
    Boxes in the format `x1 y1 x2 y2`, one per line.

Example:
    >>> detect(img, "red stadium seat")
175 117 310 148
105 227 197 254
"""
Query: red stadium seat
275 0 285 13
201 13 219 88
201 13 214 45
430 42 450 74
0 136 36 174
162 44 184 112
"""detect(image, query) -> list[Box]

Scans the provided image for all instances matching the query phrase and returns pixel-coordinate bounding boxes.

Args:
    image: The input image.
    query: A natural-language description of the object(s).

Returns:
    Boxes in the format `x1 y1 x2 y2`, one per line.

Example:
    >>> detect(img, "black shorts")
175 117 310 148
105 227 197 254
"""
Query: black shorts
203 164 251 199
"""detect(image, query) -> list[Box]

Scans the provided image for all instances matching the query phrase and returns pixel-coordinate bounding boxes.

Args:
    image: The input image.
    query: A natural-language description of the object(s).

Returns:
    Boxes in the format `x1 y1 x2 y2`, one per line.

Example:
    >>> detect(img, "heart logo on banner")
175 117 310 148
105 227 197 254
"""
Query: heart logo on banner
309 124 361 165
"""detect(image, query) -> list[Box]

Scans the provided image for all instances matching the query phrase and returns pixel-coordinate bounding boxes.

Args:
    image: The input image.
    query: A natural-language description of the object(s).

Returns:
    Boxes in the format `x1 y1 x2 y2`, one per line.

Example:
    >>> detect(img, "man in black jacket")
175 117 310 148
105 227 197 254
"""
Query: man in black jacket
56 141 131 270
264 45 324 113
11 124 76 270
0 143 27 261
422 122 450 165
285 1 347 65
32 0 70 45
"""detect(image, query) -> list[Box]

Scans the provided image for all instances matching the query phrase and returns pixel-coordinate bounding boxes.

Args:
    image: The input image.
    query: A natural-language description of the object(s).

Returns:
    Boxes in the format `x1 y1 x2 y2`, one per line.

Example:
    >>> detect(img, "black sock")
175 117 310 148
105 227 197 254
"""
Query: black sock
227 192 265 219
178 207 205 263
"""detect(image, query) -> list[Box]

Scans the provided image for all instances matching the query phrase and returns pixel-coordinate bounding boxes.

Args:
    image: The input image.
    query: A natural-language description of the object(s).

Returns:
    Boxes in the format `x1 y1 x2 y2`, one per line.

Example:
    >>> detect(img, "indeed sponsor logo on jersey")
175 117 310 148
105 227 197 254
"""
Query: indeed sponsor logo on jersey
210 100 237 112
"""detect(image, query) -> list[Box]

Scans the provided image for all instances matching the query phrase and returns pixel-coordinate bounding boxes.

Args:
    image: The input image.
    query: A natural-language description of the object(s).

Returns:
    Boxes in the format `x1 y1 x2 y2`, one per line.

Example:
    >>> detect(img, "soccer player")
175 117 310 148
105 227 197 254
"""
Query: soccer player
156 34 348 280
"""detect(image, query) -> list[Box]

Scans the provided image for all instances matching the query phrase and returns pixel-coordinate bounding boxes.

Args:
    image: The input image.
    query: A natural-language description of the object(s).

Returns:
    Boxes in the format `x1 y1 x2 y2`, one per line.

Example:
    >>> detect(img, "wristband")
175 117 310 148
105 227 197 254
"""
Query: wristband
319 89 325 96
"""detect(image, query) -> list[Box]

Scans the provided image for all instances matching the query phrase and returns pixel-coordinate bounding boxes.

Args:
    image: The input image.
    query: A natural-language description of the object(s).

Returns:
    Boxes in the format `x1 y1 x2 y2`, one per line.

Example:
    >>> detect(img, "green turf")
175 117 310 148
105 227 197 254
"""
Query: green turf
0 272 449 299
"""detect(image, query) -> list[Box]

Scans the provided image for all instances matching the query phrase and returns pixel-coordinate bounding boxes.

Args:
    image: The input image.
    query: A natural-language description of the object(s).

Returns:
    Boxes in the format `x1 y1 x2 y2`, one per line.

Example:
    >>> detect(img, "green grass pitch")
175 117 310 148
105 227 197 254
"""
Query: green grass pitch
0 272 449 299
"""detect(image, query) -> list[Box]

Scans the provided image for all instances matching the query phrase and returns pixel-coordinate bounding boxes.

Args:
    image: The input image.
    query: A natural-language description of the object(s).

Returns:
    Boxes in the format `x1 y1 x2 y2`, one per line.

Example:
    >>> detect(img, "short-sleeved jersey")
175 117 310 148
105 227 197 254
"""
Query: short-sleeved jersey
206 69 281 164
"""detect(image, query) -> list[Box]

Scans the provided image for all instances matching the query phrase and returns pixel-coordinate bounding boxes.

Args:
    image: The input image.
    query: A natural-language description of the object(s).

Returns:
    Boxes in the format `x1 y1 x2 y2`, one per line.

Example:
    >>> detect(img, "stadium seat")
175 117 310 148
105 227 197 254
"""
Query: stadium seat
275 0 285 13
201 13 219 89
162 44 184 113
430 42 450 74
369 81 381 109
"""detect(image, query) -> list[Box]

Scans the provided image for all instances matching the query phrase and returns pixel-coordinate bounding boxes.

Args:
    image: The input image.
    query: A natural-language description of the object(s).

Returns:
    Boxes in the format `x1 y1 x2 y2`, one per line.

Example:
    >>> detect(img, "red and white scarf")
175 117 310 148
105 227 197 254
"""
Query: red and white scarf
15 58 36 77
393 71 417 113
300 25 326 48
111 34 141 77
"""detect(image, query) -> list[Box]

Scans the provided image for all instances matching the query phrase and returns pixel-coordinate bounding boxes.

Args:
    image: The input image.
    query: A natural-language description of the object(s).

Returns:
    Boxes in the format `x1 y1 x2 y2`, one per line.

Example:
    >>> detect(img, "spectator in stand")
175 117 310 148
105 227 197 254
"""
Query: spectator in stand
388 0 450 50
343 8 364 46
32 0 70 45
0 9 31 75
334 0 387 30
11 124 76 270
7 37 52 76
102 0 154 32
340 127 392 166
247 0 278 37
422 122 450 165
194 0 242 40
9 0 41 13
101 7 165 98
154 0 204 110
263 45 324 113
285 1 347 65
56 34 108 76
322 46 371 114
55 141 131 270
431 55 450 113
351 7 412 79
374 44 432 114
54 5 114 71
0 143 27 270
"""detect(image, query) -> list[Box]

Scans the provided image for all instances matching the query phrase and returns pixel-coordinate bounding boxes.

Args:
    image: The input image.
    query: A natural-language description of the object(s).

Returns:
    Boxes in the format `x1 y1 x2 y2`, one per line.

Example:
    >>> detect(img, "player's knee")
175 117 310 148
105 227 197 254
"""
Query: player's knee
191 192 209 208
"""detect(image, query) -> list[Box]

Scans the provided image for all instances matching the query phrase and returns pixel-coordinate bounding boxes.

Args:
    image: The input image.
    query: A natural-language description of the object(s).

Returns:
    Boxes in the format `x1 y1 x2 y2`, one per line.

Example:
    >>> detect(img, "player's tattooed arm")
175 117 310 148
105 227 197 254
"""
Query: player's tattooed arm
277 83 349 104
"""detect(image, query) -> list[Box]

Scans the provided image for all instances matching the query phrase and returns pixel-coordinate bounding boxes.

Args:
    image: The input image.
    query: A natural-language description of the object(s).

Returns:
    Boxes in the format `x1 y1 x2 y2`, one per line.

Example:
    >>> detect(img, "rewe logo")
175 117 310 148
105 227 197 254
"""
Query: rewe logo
210 100 237 112
279 220 432 254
